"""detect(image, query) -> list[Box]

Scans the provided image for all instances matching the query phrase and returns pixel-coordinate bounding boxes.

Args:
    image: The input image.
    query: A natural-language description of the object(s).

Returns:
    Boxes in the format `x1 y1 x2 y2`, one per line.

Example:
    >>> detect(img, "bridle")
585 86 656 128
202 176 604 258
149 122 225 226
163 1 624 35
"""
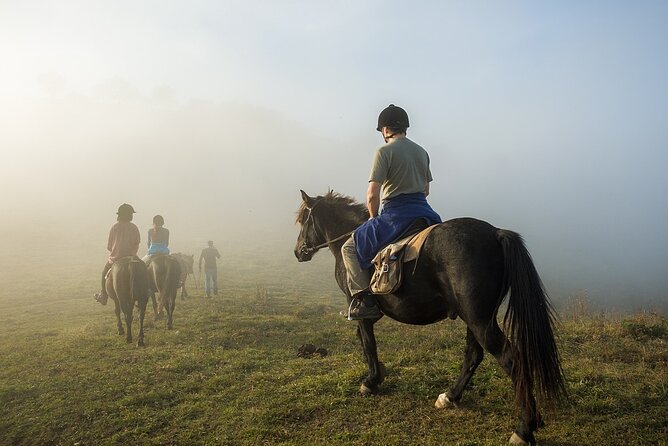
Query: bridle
299 204 353 256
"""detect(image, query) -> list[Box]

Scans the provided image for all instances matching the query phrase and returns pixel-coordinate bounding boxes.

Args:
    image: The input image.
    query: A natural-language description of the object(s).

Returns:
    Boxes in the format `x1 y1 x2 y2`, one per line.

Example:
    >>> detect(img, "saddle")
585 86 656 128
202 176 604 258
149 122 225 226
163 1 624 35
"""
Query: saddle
370 223 440 295
105 256 143 279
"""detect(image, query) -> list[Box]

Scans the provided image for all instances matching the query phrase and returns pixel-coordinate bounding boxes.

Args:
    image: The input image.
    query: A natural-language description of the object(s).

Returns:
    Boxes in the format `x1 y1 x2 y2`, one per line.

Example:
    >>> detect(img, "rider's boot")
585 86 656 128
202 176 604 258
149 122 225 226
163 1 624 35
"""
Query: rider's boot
94 292 108 305
96 263 112 305
347 291 382 320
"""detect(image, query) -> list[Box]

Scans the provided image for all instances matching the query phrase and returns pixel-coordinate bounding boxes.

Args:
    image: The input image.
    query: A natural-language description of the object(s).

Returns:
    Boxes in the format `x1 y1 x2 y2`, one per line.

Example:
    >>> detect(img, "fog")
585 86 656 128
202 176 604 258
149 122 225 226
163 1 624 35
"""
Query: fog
1 1 666 311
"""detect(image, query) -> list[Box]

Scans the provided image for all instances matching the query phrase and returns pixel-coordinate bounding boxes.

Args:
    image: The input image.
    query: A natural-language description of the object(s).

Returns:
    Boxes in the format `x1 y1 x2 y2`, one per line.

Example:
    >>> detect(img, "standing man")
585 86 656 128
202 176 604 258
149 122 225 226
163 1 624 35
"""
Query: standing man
341 104 442 319
199 240 221 297
94 203 141 305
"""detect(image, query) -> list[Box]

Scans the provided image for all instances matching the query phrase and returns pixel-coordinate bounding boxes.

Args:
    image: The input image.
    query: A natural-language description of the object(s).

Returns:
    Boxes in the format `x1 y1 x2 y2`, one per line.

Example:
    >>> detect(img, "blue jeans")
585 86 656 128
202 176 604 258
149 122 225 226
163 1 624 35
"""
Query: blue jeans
205 268 218 295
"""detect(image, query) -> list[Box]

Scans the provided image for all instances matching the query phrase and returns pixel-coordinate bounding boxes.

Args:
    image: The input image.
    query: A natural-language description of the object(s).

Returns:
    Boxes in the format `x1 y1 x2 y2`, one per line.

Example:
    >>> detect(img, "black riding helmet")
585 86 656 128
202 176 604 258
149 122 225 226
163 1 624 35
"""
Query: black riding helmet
377 104 410 131
117 203 136 215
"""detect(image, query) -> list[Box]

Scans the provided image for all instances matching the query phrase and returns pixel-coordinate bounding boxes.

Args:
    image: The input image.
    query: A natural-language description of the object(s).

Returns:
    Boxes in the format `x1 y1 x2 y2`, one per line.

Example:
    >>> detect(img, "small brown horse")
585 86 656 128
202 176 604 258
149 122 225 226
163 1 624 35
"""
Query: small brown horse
147 254 182 330
105 256 149 347
172 253 194 299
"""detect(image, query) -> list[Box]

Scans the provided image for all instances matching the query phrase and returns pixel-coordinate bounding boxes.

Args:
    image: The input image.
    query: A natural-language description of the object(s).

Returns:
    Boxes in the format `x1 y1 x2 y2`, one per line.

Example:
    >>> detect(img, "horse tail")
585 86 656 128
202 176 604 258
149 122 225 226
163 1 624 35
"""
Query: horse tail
166 256 181 299
128 259 136 306
128 259 144 305
133 259 149 303
497 229 567 412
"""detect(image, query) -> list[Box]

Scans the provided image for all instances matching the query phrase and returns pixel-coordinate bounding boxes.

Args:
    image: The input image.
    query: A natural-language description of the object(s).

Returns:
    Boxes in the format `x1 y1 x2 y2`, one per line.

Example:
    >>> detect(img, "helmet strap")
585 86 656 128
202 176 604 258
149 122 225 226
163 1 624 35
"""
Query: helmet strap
383 132 400 143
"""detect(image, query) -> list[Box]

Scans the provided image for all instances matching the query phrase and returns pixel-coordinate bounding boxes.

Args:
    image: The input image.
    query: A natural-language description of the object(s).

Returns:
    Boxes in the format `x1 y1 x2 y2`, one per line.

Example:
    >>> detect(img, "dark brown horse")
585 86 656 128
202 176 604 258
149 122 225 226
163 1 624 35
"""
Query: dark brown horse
147 254 182 330
172 253 194 299
105 256 149 347
294 190 566 445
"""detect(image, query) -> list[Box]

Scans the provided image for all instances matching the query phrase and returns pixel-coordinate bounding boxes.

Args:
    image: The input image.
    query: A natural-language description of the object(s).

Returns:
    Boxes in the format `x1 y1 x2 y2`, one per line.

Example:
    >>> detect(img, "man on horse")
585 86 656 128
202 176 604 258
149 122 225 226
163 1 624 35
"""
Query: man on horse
94 203 141 305
341 104 442 319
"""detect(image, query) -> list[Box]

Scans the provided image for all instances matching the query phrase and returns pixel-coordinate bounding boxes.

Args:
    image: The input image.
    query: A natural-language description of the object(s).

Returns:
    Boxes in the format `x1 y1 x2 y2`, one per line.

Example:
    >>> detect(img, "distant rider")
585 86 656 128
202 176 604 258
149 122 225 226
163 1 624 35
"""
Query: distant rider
142 214 170 263
199 240 221 297
341 104 442 319
94 203 141 305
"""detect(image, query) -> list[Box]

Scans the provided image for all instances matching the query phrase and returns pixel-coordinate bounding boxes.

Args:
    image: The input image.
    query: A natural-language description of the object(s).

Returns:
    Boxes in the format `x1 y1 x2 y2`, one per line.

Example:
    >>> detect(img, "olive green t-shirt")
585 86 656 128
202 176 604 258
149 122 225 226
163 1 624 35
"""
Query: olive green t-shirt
368 136 433 202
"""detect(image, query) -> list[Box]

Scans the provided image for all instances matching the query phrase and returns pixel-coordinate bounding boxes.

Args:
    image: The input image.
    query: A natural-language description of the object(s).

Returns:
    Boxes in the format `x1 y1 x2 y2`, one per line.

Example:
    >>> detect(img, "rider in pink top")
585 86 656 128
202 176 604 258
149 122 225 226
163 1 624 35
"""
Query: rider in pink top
107 220 141 262
94 203 141 305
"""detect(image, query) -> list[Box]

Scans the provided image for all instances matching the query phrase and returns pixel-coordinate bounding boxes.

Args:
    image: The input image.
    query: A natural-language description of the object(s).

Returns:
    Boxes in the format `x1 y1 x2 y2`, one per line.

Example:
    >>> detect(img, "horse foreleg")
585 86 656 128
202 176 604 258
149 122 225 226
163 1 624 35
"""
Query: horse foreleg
435 327 484 409
357 319 385 395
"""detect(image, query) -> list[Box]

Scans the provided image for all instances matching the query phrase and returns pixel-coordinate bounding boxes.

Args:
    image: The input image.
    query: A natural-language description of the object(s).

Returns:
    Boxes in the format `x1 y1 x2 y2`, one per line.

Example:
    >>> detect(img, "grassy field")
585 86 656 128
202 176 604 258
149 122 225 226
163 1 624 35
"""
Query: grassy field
0 250 666 446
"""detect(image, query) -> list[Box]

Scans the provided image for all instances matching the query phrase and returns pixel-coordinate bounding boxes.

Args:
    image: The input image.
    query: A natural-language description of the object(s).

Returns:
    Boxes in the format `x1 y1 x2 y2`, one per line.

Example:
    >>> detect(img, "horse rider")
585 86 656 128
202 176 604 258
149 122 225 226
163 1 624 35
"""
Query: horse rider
199 240 221 297
141 214 170 263
341 104 442 319
94 203 141 305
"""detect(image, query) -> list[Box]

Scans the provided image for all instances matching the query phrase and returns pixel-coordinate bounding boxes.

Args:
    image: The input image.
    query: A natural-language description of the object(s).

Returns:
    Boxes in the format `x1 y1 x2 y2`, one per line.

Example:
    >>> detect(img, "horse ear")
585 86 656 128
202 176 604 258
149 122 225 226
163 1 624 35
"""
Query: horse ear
300 190 314 206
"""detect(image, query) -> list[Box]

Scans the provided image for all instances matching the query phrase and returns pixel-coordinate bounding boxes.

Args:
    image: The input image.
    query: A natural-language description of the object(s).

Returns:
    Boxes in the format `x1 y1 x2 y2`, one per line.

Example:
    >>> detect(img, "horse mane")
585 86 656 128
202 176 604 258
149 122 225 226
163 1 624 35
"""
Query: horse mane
295 190 368 224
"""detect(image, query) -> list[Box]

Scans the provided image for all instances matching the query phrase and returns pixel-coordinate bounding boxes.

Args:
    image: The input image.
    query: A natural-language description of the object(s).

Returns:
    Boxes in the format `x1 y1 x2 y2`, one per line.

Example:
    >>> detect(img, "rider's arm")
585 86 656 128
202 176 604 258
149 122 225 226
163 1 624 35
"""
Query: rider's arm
424 182 430 197
367 181 381 218
131 225 140 256
107 226 114 252
198 251 204 270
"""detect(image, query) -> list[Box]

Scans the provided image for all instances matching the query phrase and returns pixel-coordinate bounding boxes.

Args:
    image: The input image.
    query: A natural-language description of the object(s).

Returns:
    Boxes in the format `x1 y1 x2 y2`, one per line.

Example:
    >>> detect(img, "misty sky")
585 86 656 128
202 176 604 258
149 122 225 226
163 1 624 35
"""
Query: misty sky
0 1 666 308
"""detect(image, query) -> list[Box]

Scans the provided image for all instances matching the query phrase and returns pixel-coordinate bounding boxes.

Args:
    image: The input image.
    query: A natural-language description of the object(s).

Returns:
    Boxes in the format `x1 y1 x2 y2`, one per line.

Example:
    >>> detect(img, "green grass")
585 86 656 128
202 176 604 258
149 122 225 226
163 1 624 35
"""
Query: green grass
0 257 666 445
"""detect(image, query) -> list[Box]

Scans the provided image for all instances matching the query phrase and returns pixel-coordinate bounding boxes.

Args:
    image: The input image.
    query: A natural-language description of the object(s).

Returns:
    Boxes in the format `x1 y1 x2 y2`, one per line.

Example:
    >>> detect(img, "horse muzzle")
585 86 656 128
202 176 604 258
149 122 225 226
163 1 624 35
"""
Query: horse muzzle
295 244 314 262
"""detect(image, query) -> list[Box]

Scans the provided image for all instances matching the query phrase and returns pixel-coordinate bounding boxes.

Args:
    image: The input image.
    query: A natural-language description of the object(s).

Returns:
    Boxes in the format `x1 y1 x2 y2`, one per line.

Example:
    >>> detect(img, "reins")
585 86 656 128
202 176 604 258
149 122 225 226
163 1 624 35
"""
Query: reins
305 230 354 253
301 203 354 254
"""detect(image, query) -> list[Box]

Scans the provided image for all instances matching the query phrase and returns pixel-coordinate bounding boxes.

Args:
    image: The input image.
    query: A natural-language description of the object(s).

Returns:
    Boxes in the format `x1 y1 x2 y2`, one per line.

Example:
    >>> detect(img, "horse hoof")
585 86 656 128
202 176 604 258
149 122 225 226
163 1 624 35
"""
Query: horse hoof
509 432 529 445
126 338 132 344
435 393 459 409
136 339 145 347
359 384 374 396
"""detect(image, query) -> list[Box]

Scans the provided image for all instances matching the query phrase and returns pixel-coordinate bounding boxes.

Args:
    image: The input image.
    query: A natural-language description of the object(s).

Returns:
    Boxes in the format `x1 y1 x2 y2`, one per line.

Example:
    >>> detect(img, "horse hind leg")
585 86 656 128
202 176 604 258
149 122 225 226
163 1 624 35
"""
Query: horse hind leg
113 298 124 336
474 323 539 445
435 327 484 409
151 292 163 320
124 308 133 343
136 299 147 347
166 292 176 330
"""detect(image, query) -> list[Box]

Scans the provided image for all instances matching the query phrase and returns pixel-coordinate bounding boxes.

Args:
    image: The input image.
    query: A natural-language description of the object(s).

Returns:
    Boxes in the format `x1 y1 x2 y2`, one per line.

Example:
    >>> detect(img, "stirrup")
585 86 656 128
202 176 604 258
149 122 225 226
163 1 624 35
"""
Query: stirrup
347 294 382 320
94 293 108 305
